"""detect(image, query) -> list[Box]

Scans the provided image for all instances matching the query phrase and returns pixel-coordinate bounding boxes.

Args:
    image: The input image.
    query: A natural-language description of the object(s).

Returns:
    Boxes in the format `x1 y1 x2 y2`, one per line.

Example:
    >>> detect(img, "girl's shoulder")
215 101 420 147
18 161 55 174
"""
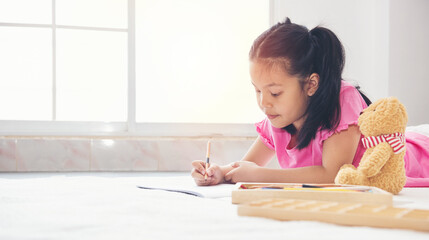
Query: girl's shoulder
340 80 362 95
318 81 368 143
339 80 368 112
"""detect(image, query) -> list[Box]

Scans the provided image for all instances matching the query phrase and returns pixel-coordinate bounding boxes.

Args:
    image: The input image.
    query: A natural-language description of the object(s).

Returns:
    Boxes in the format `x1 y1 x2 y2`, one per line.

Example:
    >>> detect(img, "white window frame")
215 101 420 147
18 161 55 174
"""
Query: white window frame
0 0 274 137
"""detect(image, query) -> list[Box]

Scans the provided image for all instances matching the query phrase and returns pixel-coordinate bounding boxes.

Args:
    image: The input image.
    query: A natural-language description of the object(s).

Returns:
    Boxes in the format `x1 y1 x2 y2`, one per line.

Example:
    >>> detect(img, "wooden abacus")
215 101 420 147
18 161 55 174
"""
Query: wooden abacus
238 198 429 232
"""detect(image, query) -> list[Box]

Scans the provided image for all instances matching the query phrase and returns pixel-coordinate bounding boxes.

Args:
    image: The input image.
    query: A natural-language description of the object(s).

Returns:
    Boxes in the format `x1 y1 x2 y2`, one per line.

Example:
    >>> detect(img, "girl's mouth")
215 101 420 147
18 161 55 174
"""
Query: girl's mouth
267 114 279 120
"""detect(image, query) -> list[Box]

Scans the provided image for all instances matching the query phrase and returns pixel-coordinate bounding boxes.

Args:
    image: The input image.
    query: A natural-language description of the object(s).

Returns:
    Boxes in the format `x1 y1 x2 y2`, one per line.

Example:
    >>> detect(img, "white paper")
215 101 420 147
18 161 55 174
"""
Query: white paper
137 176 236 198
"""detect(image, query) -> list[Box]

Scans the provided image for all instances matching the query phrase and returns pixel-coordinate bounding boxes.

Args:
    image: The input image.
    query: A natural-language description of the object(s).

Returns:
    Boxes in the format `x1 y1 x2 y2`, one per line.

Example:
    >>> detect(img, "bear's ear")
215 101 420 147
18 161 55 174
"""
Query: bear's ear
388 97 400 104
385 97 400 116
375 99 388 112
391 97 408 125
365 98 382 112
399 103 409 125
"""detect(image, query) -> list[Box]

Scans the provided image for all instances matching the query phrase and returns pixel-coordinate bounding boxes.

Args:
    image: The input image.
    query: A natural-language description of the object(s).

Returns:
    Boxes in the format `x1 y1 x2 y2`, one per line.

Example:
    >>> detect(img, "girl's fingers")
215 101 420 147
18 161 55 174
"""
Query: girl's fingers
230 162 240 168
207 165 218 177
224 161 240 182
191 160 205 168
224 168 237 182
191 165 213 184
191 168 205 179
191 160 206 175
193 174 214 186
191 161 218 186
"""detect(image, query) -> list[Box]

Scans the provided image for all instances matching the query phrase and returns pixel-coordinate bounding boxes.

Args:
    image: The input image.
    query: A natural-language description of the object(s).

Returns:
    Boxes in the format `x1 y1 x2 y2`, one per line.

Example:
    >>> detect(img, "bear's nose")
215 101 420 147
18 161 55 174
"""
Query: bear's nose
359 111 363 115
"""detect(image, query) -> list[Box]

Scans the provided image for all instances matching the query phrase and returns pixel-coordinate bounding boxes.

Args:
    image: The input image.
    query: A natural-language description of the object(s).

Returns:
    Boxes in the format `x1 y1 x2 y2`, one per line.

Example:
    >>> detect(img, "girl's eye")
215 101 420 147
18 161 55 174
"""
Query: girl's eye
271 92 281 97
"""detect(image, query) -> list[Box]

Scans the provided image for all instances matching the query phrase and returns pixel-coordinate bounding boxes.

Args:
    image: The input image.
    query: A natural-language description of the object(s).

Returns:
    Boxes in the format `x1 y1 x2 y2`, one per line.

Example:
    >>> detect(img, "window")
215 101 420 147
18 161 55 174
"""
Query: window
136 0 268 124
0 27 52 120
0 0 269 136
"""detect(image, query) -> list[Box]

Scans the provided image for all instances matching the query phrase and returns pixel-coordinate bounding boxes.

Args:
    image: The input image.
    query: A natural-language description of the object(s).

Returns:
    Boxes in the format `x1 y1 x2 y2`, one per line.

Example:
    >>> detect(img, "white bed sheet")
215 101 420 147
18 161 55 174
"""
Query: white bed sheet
1 172 428 240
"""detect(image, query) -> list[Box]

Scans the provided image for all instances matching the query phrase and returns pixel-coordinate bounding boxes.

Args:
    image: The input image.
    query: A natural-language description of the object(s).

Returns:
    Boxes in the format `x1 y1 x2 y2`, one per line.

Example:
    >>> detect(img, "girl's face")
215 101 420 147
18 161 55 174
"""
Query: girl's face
250 61 311 130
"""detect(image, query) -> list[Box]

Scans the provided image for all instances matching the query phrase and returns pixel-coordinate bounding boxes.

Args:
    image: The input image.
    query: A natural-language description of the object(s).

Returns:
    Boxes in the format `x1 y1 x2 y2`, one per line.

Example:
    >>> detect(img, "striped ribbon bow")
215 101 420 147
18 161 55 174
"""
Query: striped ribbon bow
361 133 406 154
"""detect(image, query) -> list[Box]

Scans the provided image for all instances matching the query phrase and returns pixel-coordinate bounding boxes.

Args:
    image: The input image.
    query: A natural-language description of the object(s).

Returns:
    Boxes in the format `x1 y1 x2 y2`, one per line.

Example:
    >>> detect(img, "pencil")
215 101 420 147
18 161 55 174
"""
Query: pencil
302 184 323 188
205 140 211 180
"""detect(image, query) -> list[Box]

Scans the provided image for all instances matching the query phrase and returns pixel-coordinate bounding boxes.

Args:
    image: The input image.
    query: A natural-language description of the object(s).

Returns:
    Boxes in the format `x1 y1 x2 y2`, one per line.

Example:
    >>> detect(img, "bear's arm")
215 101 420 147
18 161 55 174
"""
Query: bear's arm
359 142 392 177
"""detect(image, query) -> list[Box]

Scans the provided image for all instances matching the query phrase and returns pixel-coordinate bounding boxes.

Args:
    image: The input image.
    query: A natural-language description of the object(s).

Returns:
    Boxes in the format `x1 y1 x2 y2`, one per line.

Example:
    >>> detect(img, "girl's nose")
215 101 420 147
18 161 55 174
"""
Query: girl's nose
260 94 272 108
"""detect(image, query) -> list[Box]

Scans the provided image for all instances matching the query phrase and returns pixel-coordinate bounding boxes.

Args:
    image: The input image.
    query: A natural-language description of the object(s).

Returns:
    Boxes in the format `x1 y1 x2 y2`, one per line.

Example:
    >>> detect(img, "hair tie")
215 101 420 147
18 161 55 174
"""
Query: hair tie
308 30 318 47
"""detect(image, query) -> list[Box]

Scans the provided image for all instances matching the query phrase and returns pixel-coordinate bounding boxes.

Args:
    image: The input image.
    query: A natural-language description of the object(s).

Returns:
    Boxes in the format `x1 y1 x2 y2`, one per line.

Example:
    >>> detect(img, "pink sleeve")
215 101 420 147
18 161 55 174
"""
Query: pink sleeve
405 177 429 187
255 118 275 150
319 86 367 143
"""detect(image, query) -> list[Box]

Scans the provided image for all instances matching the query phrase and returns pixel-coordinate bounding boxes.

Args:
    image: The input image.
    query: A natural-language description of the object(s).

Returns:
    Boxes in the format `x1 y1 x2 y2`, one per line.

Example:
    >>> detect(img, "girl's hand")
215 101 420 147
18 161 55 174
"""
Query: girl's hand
224 161 261 183
191 160 225 186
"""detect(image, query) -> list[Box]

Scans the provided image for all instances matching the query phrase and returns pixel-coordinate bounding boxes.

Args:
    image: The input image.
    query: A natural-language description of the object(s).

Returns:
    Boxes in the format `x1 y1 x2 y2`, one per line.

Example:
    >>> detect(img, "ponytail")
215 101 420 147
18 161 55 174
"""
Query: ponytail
296 26 344 149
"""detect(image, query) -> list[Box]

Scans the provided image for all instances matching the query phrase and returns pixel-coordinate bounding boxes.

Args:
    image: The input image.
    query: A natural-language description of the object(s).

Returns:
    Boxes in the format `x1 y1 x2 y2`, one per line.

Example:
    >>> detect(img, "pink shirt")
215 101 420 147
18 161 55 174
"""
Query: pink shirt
256 81 429 187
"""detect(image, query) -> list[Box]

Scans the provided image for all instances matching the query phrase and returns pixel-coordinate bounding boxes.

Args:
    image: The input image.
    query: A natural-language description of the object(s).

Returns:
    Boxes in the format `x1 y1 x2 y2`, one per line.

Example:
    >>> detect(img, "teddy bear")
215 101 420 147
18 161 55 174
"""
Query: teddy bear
334 97 407 194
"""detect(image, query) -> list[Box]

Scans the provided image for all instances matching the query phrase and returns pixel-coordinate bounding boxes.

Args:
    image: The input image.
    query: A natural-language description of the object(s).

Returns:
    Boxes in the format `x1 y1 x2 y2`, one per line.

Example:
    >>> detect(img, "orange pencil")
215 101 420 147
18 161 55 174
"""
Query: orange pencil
204 140 211 180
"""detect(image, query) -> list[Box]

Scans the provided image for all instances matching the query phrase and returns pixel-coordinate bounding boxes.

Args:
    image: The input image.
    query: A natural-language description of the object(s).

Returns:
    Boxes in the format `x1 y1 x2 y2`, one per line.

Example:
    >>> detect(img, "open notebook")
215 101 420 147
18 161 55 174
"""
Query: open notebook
137 176 236 198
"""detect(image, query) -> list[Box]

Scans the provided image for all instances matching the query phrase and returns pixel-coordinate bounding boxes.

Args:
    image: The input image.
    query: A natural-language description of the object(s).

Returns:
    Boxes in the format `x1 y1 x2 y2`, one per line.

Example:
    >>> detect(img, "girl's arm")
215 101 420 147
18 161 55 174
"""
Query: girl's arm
225 125 362 183
240 136 277 166
217 136 276 179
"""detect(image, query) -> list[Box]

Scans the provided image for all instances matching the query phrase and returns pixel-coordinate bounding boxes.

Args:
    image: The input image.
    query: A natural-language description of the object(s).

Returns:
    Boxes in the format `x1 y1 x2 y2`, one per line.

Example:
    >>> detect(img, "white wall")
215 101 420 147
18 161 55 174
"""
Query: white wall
389 0 429 125
272 0 429 125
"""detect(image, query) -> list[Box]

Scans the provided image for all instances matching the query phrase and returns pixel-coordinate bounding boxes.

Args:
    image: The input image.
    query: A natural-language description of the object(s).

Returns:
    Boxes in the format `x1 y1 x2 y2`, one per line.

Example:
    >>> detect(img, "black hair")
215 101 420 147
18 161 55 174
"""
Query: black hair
249 17 371 149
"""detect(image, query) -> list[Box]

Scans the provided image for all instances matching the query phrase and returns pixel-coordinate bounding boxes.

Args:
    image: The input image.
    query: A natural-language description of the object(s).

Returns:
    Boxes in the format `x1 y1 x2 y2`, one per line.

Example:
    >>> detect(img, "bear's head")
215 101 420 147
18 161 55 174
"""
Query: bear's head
358 97 408 137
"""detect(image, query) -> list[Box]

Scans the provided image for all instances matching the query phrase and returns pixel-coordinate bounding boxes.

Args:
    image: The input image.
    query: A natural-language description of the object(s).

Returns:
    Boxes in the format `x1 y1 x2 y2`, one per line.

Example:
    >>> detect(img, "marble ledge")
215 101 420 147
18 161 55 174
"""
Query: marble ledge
0 137 260 172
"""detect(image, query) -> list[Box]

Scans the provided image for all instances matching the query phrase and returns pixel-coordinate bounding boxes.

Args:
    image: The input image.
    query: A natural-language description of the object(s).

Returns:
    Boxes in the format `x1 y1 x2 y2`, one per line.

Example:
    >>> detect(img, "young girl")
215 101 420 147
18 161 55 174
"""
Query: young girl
191 18 429 187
